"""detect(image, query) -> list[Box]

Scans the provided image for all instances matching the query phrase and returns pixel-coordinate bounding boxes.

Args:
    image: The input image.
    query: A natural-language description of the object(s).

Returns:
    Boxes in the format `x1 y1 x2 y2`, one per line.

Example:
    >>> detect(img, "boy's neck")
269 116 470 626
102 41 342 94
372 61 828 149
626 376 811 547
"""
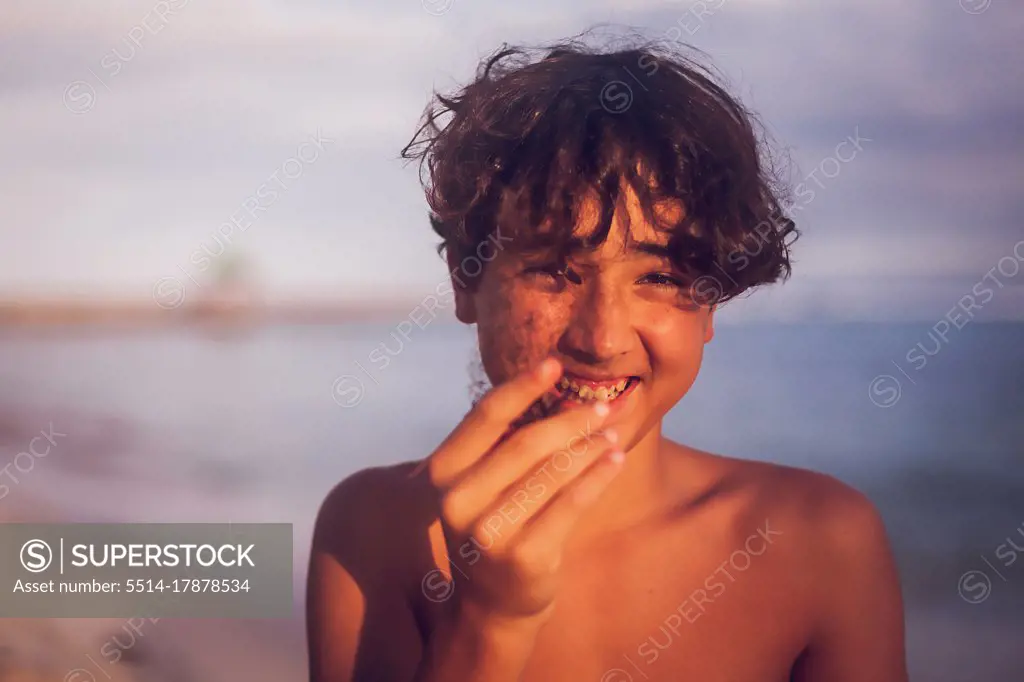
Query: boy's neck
567 424 672 549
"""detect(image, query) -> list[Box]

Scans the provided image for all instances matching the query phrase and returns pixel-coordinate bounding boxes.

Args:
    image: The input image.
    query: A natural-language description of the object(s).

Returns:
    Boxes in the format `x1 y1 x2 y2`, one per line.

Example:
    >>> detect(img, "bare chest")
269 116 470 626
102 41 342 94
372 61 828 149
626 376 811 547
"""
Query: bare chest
517 522 807 682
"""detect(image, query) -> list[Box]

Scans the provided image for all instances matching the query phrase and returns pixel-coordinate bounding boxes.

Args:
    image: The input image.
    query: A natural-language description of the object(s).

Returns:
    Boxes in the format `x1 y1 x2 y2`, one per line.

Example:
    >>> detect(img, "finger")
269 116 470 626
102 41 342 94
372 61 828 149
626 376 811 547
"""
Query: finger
512 448 625 555
417 357 563 487
448 431 619 537
442 404 616 528
454 434 618 551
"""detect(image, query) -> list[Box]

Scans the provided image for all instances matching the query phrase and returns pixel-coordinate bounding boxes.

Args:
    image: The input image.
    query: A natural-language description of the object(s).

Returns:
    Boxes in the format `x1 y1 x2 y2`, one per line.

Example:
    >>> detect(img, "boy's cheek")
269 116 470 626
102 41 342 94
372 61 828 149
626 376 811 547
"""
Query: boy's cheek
638 310 708 355
474 276 573 382
479 310 565 384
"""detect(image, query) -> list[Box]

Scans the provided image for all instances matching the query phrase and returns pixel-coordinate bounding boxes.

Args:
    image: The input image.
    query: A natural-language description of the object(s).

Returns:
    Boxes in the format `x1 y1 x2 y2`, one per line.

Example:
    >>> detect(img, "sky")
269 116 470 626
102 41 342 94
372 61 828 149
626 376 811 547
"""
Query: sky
0 0 1021 322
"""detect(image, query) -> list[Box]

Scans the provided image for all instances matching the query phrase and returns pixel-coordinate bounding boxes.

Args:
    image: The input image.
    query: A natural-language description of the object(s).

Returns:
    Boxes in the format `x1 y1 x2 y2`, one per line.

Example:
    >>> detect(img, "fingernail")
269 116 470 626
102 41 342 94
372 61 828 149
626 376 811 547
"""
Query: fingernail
608 450 625 464
538 358 559 379
603 428 618 444
593 402 610 417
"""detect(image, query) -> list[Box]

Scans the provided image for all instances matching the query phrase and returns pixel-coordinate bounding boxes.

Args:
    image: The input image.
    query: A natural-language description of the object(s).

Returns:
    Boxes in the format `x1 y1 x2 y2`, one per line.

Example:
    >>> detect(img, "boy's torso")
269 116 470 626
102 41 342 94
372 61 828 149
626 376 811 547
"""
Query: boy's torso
399 444 828 682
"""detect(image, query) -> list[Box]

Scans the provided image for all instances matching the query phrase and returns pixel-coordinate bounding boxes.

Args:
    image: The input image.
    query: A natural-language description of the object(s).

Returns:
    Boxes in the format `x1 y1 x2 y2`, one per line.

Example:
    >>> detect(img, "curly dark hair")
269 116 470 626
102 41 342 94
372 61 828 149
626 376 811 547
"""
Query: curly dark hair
401 33 798 305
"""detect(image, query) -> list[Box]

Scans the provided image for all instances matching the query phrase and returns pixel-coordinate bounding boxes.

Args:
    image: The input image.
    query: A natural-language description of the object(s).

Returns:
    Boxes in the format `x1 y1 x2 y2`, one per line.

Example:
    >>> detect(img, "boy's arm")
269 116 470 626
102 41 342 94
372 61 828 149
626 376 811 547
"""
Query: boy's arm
306 468 424 682
306 467 544 682
792 483 909 682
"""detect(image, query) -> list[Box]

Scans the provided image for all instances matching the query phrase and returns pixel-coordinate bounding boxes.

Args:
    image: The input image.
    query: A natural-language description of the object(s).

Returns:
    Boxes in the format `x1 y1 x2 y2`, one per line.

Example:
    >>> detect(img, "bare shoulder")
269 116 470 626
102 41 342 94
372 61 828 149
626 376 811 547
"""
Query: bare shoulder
684 447 902 622
679 445 894 560
312 459 436 578
307 461 437 681
683 452 907 678
315 460 427 526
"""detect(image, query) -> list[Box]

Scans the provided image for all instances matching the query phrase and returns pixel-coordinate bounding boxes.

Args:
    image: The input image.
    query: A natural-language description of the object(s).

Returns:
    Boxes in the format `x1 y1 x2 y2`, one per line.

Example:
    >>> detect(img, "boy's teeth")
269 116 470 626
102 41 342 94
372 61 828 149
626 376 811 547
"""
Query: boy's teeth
556 376 632 403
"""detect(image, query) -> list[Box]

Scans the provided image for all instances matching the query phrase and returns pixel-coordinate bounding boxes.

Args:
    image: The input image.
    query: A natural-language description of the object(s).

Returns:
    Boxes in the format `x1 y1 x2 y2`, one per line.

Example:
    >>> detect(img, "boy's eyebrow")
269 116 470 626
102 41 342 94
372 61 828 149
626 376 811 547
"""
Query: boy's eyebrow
527 238 675 263
630 241 674 259
559 237 673 259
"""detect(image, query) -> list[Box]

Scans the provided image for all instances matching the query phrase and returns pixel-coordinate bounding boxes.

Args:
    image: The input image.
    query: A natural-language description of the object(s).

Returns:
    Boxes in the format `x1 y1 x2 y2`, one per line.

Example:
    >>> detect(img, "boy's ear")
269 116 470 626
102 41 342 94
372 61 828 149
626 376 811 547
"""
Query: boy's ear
703 305 715 343
446 249 477 324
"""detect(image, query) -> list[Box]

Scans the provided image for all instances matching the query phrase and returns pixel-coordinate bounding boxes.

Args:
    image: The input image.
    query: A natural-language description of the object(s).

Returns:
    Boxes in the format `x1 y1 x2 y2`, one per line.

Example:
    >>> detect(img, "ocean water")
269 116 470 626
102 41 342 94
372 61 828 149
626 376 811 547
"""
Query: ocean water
0 321 1022 676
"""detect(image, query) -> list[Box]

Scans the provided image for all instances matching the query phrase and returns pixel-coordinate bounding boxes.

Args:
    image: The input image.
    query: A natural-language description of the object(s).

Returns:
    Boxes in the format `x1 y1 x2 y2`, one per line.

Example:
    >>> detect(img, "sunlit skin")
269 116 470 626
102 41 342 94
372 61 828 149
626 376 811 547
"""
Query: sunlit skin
306 184 909 682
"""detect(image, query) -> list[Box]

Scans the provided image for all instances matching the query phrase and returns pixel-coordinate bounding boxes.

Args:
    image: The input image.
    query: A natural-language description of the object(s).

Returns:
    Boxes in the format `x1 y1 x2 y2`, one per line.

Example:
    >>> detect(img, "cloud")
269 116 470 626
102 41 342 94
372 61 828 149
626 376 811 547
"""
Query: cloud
0 0 1019 321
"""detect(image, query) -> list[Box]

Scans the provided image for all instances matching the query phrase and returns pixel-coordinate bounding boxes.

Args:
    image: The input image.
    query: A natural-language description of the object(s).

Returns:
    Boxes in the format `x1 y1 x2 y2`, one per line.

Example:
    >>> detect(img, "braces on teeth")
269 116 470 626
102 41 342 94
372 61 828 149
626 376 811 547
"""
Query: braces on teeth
519 375 634 425
555 376 631 403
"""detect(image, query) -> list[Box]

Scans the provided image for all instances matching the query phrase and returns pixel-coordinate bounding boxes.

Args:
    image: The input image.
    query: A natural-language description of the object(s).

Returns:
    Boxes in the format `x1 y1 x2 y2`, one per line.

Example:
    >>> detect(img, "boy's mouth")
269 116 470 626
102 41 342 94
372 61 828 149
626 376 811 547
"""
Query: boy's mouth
540 371 640 410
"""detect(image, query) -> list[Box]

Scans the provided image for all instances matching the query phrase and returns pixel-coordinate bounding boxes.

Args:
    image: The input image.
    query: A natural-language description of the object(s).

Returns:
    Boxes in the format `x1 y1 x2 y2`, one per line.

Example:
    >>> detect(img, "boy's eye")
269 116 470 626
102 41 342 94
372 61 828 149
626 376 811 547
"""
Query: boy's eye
641 272 702 310
523 263 581 284
640 272 686 288
524 264 562 277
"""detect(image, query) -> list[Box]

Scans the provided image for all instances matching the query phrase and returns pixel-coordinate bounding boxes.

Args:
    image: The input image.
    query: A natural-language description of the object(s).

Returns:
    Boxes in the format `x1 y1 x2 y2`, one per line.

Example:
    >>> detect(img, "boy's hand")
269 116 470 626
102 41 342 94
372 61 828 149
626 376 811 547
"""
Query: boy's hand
422 358 624 624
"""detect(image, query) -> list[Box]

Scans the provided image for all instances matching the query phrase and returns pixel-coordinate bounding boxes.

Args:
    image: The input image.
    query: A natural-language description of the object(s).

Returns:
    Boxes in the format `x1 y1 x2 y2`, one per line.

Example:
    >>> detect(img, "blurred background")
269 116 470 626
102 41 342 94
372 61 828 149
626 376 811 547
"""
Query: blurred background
0 0 1021 680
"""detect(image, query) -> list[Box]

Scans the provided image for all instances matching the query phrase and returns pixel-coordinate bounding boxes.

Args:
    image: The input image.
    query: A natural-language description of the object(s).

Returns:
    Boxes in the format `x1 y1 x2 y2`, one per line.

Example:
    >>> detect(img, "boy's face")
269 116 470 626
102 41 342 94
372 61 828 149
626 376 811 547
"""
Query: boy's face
451 184 715 450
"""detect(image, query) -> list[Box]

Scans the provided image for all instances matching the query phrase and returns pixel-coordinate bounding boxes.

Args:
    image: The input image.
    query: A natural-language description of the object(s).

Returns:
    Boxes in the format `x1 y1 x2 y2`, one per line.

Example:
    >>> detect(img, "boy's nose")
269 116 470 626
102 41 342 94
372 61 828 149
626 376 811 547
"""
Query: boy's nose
558 283 633 362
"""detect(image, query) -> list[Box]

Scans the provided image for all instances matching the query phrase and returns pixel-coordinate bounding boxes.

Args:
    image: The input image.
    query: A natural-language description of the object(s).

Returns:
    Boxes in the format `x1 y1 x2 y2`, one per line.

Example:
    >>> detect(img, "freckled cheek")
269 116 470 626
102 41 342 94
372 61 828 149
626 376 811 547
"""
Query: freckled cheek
477 292 571 382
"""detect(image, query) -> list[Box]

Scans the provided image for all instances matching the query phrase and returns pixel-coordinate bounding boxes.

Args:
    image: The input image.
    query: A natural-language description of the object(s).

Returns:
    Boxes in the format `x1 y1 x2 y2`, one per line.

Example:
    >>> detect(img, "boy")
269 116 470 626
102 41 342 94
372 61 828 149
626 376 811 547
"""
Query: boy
307 37 908 682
